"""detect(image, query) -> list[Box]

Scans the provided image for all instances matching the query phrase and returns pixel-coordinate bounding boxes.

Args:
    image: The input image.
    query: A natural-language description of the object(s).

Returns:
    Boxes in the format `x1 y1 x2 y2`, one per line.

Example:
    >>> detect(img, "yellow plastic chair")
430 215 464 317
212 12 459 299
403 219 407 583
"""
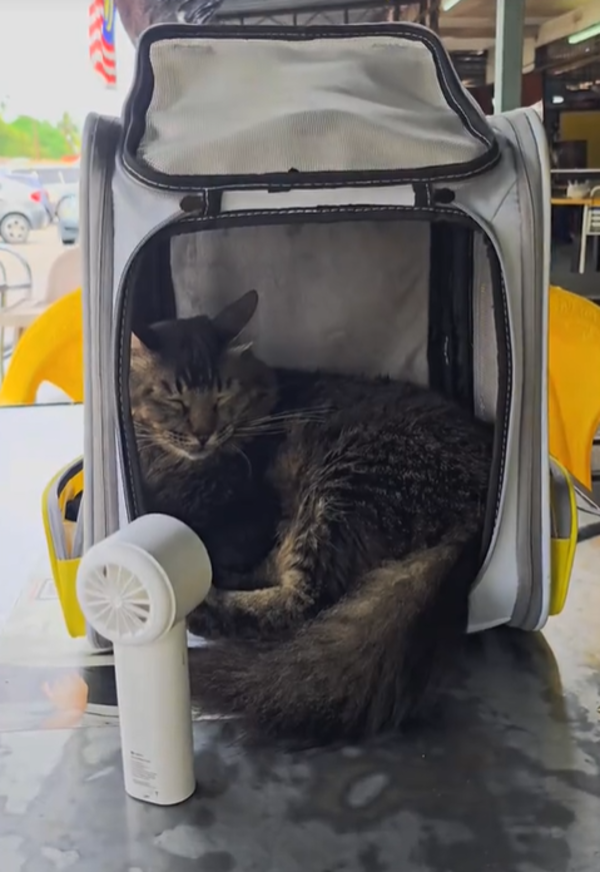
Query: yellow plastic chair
0 288 83 406
549 285 600 490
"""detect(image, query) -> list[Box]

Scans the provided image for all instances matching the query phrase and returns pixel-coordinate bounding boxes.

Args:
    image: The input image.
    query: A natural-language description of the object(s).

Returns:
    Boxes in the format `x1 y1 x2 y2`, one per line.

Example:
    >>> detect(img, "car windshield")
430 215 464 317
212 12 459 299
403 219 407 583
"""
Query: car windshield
5 173 41 189
35 168 62 184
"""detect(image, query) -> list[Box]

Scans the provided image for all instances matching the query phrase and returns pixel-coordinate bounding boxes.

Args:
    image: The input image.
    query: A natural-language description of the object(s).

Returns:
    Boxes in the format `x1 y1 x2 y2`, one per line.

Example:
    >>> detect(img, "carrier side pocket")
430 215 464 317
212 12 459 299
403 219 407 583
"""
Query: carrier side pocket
548 458 578 616
42 459 86 637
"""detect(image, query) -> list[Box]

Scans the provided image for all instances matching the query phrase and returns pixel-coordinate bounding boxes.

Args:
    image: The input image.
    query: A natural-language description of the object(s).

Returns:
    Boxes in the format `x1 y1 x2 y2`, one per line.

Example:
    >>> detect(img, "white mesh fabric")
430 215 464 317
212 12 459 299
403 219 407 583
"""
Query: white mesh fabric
138 36 490 178
170 220 430 386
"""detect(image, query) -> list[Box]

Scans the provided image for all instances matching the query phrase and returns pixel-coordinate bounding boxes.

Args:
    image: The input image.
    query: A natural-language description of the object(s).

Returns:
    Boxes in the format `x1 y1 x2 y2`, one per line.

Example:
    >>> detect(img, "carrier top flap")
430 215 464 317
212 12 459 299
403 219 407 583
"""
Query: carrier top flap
121 23 499 190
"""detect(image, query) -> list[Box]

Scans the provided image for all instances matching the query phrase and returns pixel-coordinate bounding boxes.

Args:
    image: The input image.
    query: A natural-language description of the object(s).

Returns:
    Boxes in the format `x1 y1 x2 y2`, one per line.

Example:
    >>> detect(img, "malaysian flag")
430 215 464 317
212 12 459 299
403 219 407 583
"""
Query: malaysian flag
89 0 117 88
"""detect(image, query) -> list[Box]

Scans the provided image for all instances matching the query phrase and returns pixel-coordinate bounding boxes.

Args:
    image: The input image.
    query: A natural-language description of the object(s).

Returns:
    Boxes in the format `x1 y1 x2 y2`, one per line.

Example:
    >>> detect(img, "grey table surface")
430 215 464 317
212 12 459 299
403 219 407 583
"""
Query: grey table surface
0 406 599 872
1 540 598 872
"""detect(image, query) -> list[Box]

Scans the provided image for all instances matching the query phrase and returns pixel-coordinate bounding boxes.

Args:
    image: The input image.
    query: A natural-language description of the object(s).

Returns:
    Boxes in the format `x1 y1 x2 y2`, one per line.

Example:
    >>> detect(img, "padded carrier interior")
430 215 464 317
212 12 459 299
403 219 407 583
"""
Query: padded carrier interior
123 210 508 554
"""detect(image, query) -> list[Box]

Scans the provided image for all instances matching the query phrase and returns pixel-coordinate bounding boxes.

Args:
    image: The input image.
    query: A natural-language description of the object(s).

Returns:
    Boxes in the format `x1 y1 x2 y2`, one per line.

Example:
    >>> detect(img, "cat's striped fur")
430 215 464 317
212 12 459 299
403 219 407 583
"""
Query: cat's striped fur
131 291 493 743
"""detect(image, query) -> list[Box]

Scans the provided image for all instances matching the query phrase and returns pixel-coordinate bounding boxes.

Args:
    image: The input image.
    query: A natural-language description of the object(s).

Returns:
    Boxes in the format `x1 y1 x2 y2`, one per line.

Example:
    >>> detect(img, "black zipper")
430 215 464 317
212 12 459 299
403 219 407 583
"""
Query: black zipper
115 203 511 568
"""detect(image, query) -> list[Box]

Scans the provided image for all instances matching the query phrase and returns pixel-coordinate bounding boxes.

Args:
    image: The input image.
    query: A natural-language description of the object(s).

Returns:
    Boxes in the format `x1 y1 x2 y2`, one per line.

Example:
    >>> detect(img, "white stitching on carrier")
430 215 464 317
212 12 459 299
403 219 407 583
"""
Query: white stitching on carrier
119 202 493 524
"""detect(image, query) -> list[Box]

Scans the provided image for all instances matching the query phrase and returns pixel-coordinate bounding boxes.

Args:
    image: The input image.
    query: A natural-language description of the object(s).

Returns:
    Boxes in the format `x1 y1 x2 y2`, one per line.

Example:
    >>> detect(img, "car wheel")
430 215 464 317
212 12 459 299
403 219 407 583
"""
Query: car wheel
56 198 69 221
0 213 31 244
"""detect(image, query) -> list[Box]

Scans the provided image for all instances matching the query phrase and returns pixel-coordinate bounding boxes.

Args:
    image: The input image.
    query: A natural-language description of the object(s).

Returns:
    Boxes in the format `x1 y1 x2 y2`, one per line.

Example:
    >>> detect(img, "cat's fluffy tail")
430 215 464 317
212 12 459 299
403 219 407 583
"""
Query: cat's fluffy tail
188 531 481 744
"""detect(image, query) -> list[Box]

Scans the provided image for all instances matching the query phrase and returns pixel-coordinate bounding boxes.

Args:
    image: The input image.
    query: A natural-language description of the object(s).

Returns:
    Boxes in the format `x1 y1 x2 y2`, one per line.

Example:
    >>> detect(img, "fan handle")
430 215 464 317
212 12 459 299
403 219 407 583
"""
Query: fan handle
77 514 212 805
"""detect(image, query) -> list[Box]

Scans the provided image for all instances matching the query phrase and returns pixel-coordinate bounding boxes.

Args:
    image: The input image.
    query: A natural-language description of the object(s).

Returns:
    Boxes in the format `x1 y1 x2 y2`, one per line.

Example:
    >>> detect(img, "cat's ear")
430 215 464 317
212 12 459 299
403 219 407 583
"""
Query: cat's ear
212 290 258 343
130 332 144 353
131 325 159 354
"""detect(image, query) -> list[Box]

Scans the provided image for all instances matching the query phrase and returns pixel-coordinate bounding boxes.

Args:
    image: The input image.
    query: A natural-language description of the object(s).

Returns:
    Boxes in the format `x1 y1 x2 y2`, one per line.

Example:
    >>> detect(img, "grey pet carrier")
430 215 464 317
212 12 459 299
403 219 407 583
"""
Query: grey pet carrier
65 21 580 648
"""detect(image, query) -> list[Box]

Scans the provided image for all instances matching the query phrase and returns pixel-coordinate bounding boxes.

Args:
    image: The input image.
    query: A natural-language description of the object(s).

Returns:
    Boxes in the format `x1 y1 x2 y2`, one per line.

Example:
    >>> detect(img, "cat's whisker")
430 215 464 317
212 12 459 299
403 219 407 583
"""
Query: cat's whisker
236 423 290 434
259 412 330 423
237 416 329 437
134 429 156 440
134 434 158 445
248 406 331 425
166 433 196 448
229 444 253 478
238 421 288 430
242 414 329 430
237 430 286 438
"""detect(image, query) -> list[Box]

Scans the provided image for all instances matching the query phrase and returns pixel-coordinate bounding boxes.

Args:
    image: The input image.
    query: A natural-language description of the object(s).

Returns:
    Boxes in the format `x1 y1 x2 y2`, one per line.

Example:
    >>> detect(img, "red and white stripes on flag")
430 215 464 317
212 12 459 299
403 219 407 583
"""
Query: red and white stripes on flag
89 0 117 88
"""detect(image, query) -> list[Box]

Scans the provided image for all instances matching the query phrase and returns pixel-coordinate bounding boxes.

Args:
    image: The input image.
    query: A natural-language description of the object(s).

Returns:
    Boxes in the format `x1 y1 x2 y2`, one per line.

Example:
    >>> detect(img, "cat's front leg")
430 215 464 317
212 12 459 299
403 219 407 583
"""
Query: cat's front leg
188 513 326 641
187 582 312 642
189 556 281 638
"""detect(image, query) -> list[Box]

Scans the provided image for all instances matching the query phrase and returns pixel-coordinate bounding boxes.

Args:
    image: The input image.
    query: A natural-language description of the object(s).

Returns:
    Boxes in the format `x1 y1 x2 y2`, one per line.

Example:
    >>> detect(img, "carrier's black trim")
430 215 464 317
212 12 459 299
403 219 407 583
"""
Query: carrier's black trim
130 236 176 338
55 459 84 524
180 191 223 217
57 459 83 498
480 238 511 557
414 184 432 209
114 203 512 572
121 23 499 192
428 224 474 411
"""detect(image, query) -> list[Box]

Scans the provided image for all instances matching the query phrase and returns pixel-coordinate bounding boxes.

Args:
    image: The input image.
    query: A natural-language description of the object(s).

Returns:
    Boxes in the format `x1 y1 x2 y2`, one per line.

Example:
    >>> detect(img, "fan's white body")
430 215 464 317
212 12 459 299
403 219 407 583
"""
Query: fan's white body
77 514 212 806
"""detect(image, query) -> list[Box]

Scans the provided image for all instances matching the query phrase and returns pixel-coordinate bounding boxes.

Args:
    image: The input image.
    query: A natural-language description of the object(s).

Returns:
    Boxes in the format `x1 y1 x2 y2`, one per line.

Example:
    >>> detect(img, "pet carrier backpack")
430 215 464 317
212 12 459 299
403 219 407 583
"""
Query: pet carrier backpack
44 21 582 649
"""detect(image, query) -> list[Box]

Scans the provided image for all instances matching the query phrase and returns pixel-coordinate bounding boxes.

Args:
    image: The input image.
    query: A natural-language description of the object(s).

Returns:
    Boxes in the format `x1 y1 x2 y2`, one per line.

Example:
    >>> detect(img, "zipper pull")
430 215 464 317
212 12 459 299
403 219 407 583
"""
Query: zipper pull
179 190 222 218
433 188 456 205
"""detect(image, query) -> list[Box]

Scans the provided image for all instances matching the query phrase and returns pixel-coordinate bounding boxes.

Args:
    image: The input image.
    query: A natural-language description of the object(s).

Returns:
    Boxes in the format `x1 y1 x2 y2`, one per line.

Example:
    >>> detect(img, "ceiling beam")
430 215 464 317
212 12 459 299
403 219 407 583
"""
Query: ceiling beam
536 0 600 48
440 16 545 31
442 3 600 60
443 37 493 51
440 24 539 41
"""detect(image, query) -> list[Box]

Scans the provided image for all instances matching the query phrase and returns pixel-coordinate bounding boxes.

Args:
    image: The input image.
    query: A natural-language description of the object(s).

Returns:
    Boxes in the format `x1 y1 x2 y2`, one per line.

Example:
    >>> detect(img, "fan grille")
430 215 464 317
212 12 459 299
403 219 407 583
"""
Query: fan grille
80 563 151 640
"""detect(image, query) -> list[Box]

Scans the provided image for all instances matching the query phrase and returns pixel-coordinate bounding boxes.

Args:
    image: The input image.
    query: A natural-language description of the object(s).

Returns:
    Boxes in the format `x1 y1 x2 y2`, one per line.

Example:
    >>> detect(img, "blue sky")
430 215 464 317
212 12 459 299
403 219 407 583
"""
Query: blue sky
0 0 135 126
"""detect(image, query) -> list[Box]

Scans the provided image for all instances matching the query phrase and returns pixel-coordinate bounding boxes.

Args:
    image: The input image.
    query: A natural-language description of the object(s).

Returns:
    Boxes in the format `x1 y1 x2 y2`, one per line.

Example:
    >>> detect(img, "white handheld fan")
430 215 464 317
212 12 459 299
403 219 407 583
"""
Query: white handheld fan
77 514 212 806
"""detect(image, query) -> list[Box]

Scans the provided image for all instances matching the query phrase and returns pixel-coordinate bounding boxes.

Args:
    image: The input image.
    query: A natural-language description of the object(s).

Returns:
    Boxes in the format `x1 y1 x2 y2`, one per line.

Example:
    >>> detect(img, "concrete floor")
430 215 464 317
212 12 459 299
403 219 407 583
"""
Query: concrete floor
1 408 599 872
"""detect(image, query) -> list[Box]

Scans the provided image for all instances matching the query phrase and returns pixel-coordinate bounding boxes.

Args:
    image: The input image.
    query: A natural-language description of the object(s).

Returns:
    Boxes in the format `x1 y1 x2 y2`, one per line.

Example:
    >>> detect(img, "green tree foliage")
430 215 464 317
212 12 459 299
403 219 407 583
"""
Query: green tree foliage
57 112 81 154
0 113 80 159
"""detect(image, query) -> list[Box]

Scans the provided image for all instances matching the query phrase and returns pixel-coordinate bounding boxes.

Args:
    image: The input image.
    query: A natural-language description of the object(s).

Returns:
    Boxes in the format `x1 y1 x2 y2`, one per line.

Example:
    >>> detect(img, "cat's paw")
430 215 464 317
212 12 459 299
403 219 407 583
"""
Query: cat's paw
187 591 228 640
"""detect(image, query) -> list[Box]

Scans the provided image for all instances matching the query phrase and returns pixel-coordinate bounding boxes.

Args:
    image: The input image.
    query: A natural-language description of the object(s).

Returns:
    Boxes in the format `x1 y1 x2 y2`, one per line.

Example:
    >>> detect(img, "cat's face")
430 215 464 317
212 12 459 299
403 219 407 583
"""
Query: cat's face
130 291 277 462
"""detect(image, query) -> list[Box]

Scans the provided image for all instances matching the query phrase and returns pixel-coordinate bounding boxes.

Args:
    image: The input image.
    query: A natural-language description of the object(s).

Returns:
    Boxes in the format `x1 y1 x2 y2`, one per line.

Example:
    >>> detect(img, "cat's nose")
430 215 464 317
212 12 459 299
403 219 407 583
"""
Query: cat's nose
190 406 217 436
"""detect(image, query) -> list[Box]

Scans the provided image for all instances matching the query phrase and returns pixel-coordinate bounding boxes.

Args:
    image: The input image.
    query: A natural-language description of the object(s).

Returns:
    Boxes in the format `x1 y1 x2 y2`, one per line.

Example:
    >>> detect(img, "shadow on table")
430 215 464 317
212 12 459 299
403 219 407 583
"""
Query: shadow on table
176 628 598 872
20 626 598 872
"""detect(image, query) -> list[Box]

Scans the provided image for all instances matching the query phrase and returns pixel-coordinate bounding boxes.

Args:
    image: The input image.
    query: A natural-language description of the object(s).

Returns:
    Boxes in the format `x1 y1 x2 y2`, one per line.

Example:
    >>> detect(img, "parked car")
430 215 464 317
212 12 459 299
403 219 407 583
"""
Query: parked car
9 164 79 218
0 174 49 244
1 171 52 220
57 193 79 245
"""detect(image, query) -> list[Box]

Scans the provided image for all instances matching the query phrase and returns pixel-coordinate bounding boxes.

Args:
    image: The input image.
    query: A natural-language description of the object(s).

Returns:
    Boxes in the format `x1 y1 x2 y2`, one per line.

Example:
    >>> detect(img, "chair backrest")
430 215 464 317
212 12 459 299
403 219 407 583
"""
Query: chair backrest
0 289 83 406
549 286 600 488
588 186 600 235
45 246 82 304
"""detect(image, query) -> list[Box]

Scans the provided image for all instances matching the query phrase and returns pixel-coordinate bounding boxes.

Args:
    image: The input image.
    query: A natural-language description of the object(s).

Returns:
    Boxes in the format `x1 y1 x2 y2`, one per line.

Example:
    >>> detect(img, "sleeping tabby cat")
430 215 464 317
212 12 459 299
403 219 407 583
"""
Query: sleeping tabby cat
130 290 493 743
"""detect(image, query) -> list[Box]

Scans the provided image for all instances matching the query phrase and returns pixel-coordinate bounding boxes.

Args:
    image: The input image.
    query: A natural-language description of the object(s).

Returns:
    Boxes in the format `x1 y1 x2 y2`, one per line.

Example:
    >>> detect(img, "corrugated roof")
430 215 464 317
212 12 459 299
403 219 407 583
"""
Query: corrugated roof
215 0 399 24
